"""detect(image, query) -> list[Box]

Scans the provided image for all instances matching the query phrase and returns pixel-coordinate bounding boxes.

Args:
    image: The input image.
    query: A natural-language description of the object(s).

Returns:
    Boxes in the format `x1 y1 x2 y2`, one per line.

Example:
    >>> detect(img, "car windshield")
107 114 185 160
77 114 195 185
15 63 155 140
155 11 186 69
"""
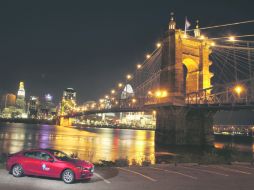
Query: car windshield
47 150 71 161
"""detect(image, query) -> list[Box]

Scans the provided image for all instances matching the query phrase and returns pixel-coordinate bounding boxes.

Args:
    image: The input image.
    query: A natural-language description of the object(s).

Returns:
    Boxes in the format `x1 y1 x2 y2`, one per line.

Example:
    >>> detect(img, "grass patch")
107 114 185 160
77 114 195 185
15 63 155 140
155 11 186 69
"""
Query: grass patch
0 153 7 169
157 144 253 165
94 158 153 167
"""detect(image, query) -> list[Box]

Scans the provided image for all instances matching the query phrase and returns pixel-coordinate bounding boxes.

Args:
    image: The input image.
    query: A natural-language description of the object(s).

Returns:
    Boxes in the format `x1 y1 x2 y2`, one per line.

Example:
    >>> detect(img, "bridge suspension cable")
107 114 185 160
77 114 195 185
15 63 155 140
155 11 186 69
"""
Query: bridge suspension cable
211 40 254 84
211 34 254 41
187 19 254 31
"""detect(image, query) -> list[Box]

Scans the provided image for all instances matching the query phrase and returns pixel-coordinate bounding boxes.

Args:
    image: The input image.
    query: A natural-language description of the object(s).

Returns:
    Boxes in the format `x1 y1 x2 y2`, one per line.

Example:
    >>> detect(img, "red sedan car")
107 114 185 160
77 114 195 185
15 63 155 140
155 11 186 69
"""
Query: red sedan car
6 149 94 184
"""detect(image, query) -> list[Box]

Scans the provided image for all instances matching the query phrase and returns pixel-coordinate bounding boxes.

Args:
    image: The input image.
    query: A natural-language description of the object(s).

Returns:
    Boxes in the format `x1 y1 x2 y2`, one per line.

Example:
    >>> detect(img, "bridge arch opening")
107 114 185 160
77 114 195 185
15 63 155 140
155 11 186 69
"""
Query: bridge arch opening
183 58 199 94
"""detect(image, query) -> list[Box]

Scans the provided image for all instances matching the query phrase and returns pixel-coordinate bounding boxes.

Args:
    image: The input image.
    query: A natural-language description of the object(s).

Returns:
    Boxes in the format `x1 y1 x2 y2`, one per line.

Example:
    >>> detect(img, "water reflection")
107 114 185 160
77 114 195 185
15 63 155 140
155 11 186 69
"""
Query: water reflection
0 123 253 165
0 123 155 165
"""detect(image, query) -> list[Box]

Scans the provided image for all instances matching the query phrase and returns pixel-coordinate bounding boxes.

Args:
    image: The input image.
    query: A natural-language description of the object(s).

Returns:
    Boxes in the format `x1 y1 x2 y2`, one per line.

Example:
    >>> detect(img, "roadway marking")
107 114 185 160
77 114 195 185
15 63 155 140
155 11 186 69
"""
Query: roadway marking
94 173 111 184
202 165 252 175
179 166 229 177
233 164 254 170
117 167 157 182
149 166 197 180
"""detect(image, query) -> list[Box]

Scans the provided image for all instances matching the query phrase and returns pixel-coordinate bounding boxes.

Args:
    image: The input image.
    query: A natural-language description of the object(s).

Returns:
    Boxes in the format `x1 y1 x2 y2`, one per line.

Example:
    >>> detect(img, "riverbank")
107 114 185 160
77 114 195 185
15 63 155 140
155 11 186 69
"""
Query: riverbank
73 124 155 131
1 144 253 169
0 118 56 125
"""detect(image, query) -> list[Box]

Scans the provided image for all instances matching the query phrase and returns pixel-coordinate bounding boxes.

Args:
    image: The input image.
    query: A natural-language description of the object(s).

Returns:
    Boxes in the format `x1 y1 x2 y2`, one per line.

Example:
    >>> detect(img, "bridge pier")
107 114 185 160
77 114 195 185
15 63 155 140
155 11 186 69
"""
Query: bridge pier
156 107 215 146
57 117 73 126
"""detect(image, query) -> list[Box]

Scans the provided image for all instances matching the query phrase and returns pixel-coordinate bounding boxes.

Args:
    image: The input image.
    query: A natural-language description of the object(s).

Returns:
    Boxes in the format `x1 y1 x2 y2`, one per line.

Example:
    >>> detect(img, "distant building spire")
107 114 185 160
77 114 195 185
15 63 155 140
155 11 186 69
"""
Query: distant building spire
194 20 201 37
17 81 25 97
169 12 176 30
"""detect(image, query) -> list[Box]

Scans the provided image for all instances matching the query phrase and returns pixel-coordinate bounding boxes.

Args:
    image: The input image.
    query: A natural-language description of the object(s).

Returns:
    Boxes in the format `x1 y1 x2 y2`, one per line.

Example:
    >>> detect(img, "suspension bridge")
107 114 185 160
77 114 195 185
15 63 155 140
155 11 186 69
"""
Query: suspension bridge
58 13 254 146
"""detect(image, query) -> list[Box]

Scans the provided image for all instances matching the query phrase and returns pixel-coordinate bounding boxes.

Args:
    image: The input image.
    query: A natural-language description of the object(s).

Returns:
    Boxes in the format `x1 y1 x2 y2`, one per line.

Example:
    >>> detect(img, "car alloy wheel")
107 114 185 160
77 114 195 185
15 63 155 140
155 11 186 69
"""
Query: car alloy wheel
12 164 23 177
62 169 75 184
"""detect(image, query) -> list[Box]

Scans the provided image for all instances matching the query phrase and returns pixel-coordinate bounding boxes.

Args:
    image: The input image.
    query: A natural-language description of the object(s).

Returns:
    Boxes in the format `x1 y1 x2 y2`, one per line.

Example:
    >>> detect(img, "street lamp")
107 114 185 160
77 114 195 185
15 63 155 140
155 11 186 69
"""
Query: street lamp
146 54 151 59
118 83 123 88
234 85 244 96
137 64 142 69
229 36 236 42
126 74 132 80
156 42 161 48
111 89 115 94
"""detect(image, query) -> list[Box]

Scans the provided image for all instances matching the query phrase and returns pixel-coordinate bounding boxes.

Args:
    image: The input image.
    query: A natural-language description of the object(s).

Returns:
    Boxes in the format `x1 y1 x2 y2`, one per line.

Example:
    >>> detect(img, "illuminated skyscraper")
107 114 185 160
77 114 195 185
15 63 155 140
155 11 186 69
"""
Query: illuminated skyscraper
40 94 56 119
1 93 16 109
16 81 26 111
28 96 40 118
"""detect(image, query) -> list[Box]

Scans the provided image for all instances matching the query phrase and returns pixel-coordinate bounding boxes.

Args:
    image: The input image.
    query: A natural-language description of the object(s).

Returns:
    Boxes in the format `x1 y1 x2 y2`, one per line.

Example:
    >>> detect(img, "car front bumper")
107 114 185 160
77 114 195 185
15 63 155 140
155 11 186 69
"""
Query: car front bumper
76 167 94 179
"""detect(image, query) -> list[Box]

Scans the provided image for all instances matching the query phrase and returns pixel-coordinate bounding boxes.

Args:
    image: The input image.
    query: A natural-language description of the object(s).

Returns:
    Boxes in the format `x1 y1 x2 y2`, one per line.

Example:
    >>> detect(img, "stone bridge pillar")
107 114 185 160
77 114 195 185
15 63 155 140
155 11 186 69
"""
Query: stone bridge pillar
155 15 214 146
156 107 215 146
57 117 73 126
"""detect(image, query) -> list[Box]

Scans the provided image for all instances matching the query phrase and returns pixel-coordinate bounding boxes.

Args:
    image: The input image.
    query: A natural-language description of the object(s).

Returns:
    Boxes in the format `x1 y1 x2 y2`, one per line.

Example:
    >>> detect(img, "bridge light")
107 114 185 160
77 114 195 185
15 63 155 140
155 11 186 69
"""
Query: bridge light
118 83 123 88
234 85 244 96
146 54 151 59
126 74 132 80
155 90 162 98
156 42 161 48
161 90 168 98
155 90 168 98
137 64 142 69
148 91 153 95
199 35 205 40
228 36 236 42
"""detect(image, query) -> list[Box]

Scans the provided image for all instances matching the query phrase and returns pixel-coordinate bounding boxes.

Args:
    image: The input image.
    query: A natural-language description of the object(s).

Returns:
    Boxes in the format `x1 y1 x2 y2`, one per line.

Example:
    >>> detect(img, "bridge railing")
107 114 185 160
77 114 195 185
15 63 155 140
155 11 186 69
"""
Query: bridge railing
186 78 254 105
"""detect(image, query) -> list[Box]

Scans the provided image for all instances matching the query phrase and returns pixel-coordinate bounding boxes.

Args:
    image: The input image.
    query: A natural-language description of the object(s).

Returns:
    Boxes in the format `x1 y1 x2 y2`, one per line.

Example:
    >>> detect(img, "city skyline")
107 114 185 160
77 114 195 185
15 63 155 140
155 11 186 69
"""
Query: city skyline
0 1 254 102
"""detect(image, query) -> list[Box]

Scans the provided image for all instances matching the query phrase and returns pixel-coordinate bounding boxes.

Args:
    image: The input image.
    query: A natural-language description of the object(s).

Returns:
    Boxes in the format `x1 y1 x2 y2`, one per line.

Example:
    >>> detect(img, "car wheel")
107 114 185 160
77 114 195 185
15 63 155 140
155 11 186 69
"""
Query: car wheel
12 164 23 177
62 169 75 184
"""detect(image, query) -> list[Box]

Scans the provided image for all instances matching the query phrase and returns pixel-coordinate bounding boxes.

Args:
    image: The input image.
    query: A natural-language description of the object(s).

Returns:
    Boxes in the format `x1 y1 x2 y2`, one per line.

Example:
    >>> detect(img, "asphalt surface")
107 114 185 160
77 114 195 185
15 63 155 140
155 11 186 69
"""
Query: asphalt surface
0 163 254 190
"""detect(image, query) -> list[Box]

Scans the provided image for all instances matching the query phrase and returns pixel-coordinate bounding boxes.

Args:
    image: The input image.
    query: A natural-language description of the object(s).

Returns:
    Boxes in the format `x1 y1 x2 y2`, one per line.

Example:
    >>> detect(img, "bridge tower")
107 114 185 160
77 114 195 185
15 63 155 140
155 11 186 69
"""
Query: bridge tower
160 14 213 103
57 88 77 126
156 14 214 146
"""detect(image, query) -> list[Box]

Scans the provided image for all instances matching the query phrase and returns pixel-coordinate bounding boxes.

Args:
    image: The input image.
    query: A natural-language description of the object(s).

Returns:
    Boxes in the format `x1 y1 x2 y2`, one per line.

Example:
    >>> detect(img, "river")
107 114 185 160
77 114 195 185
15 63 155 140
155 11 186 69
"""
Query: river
0 123 253 164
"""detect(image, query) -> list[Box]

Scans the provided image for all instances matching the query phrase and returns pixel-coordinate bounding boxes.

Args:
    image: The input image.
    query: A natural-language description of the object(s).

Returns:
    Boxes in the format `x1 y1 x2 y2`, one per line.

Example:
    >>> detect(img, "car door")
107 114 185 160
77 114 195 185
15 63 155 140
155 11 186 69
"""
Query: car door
22 151 43 176
38 151 61 178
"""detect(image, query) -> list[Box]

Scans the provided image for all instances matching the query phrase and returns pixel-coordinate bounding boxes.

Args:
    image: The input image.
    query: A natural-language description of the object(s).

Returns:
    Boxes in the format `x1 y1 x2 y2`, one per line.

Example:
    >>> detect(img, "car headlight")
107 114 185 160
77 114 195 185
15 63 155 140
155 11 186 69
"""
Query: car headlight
76 166 84 170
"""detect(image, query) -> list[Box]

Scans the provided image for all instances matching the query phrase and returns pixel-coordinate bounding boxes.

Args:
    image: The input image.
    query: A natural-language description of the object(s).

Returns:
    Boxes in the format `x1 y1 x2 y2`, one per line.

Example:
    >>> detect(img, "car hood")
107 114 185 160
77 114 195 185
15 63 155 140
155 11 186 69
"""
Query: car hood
69 159 93 168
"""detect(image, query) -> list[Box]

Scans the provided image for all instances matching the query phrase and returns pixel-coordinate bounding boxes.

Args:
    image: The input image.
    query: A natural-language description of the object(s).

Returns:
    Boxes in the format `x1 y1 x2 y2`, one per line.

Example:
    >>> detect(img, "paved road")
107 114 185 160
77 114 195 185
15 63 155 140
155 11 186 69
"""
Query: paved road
0 163 254 190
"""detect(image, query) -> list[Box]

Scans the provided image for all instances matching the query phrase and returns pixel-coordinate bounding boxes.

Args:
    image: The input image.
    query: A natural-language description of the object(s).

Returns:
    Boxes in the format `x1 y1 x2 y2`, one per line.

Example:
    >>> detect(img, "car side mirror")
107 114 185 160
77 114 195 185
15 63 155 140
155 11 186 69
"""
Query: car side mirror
48 158 54 162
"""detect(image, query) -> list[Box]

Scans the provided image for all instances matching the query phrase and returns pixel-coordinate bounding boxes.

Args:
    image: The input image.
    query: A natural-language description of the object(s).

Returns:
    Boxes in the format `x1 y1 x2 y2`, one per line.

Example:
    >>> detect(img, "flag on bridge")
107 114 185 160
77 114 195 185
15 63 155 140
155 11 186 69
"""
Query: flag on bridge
184 17 191 35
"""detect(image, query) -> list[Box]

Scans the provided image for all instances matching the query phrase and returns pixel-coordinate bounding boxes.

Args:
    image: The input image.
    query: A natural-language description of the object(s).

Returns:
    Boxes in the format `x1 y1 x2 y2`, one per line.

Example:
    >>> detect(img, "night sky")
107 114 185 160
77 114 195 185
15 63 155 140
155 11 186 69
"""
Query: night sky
0 0 254 104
